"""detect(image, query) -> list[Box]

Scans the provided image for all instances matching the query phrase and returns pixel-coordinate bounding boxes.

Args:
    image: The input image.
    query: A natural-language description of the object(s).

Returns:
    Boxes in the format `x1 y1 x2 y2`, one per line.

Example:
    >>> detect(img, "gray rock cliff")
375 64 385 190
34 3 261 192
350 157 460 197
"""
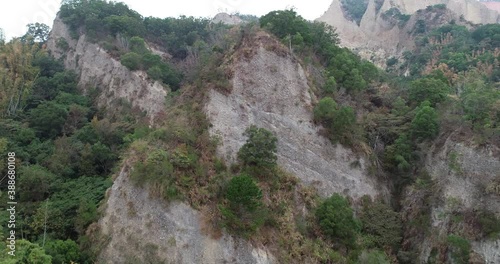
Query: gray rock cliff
205 32 386 200
46 16 167 124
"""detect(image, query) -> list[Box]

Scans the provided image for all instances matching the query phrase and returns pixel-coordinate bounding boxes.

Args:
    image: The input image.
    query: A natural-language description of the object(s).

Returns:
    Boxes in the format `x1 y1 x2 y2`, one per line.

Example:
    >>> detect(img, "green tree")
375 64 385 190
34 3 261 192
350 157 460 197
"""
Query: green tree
19 165 56 202
44 239 81 264
472 24 500 47
314 98 357 144
0 239 52 264
29 101 68 138
411 101 439 140
323 76 338 94
360 199 402 249
226 174 263 212
147 66 163 80
343 68 367 91
221 174 265 235
409 78 448 106
331 106 356 137
0 39 39 116
22 23 51 43
384 133 413 172
260 9 309 40
142 53 162 68
120 52 142 70
238 125 278 168
314 97 337 124
391 96 410 116
129 36 148 55
316 193 361 248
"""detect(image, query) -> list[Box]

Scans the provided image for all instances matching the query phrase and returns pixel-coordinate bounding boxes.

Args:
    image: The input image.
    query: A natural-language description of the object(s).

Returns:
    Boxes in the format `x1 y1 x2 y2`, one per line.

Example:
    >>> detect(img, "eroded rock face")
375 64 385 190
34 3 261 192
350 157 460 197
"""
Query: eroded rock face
205 33 385 200
46 17 167 124
426 139 500 212
415 136 500 263
317 0 500 68
98 161 275 264
212 13 244 25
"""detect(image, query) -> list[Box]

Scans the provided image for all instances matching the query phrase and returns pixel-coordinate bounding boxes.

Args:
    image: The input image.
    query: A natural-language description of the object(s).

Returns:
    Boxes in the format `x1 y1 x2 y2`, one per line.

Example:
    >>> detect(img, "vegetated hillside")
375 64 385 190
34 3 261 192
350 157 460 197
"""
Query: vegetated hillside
0 23 131 263
317 0 500 68
0 1 499 264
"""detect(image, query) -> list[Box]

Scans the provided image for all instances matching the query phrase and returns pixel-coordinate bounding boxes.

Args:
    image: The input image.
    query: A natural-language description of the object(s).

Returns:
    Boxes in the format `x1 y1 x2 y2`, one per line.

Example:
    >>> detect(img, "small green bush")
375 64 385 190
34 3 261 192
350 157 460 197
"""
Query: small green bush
360 199 403 249
45 239 81 264
411 101 439 141
130 149 178 201
220 174 265 235
323 76 338 94
314 97 357 144
120 52 142 70
226 174 263 212
447 235 470 264
237 125 278 168
409 77 448 106
477 210 500 239
129 36 148 55
316 193 361 248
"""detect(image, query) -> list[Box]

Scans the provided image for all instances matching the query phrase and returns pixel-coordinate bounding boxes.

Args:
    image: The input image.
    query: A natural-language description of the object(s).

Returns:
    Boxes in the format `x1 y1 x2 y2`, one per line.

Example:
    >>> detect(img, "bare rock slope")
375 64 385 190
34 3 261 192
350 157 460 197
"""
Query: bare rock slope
97 161 275 264
46 16 167 124
412 135 500 263
205 32 385 200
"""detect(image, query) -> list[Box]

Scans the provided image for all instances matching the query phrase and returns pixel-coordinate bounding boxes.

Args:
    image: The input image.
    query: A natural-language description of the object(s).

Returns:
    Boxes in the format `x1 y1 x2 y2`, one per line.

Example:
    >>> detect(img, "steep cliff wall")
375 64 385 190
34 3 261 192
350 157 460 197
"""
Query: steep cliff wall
408 134 500 263
46 16 167 124
205 31 386 200
317 0 499 67
97 160 275 264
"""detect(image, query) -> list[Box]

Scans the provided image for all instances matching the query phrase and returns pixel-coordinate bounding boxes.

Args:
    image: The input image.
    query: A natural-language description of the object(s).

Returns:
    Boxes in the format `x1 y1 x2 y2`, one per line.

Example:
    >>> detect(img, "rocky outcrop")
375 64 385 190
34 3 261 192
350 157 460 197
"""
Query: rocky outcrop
317 0 500 67
205 32 386 200
212 13 243 25
97 161 275 264
46 16 167 124
412 135 500 263
379 0 499 24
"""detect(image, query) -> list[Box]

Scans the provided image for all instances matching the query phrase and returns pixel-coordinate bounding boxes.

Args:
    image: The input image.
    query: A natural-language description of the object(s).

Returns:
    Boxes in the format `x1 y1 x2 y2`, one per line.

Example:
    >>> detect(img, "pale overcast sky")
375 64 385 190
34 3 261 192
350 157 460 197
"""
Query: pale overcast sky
0 0 332 40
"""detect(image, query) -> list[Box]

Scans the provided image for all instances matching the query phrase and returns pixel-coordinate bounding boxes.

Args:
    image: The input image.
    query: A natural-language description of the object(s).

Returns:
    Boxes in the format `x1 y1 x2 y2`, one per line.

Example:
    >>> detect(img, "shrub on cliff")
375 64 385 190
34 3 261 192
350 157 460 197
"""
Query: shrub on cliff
238 125 278 168
316 193 361 248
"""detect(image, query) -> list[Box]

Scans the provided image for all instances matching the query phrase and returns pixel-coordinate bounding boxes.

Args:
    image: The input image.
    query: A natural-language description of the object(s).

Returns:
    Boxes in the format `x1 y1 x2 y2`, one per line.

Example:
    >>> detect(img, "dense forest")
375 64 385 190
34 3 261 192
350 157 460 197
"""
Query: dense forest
0 0 499 263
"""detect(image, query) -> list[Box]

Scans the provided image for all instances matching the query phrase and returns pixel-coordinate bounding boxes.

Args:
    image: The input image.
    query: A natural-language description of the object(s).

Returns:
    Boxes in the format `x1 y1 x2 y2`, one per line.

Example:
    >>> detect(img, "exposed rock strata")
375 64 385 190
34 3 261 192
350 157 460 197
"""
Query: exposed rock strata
205 33 385 200
47 16 167 124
